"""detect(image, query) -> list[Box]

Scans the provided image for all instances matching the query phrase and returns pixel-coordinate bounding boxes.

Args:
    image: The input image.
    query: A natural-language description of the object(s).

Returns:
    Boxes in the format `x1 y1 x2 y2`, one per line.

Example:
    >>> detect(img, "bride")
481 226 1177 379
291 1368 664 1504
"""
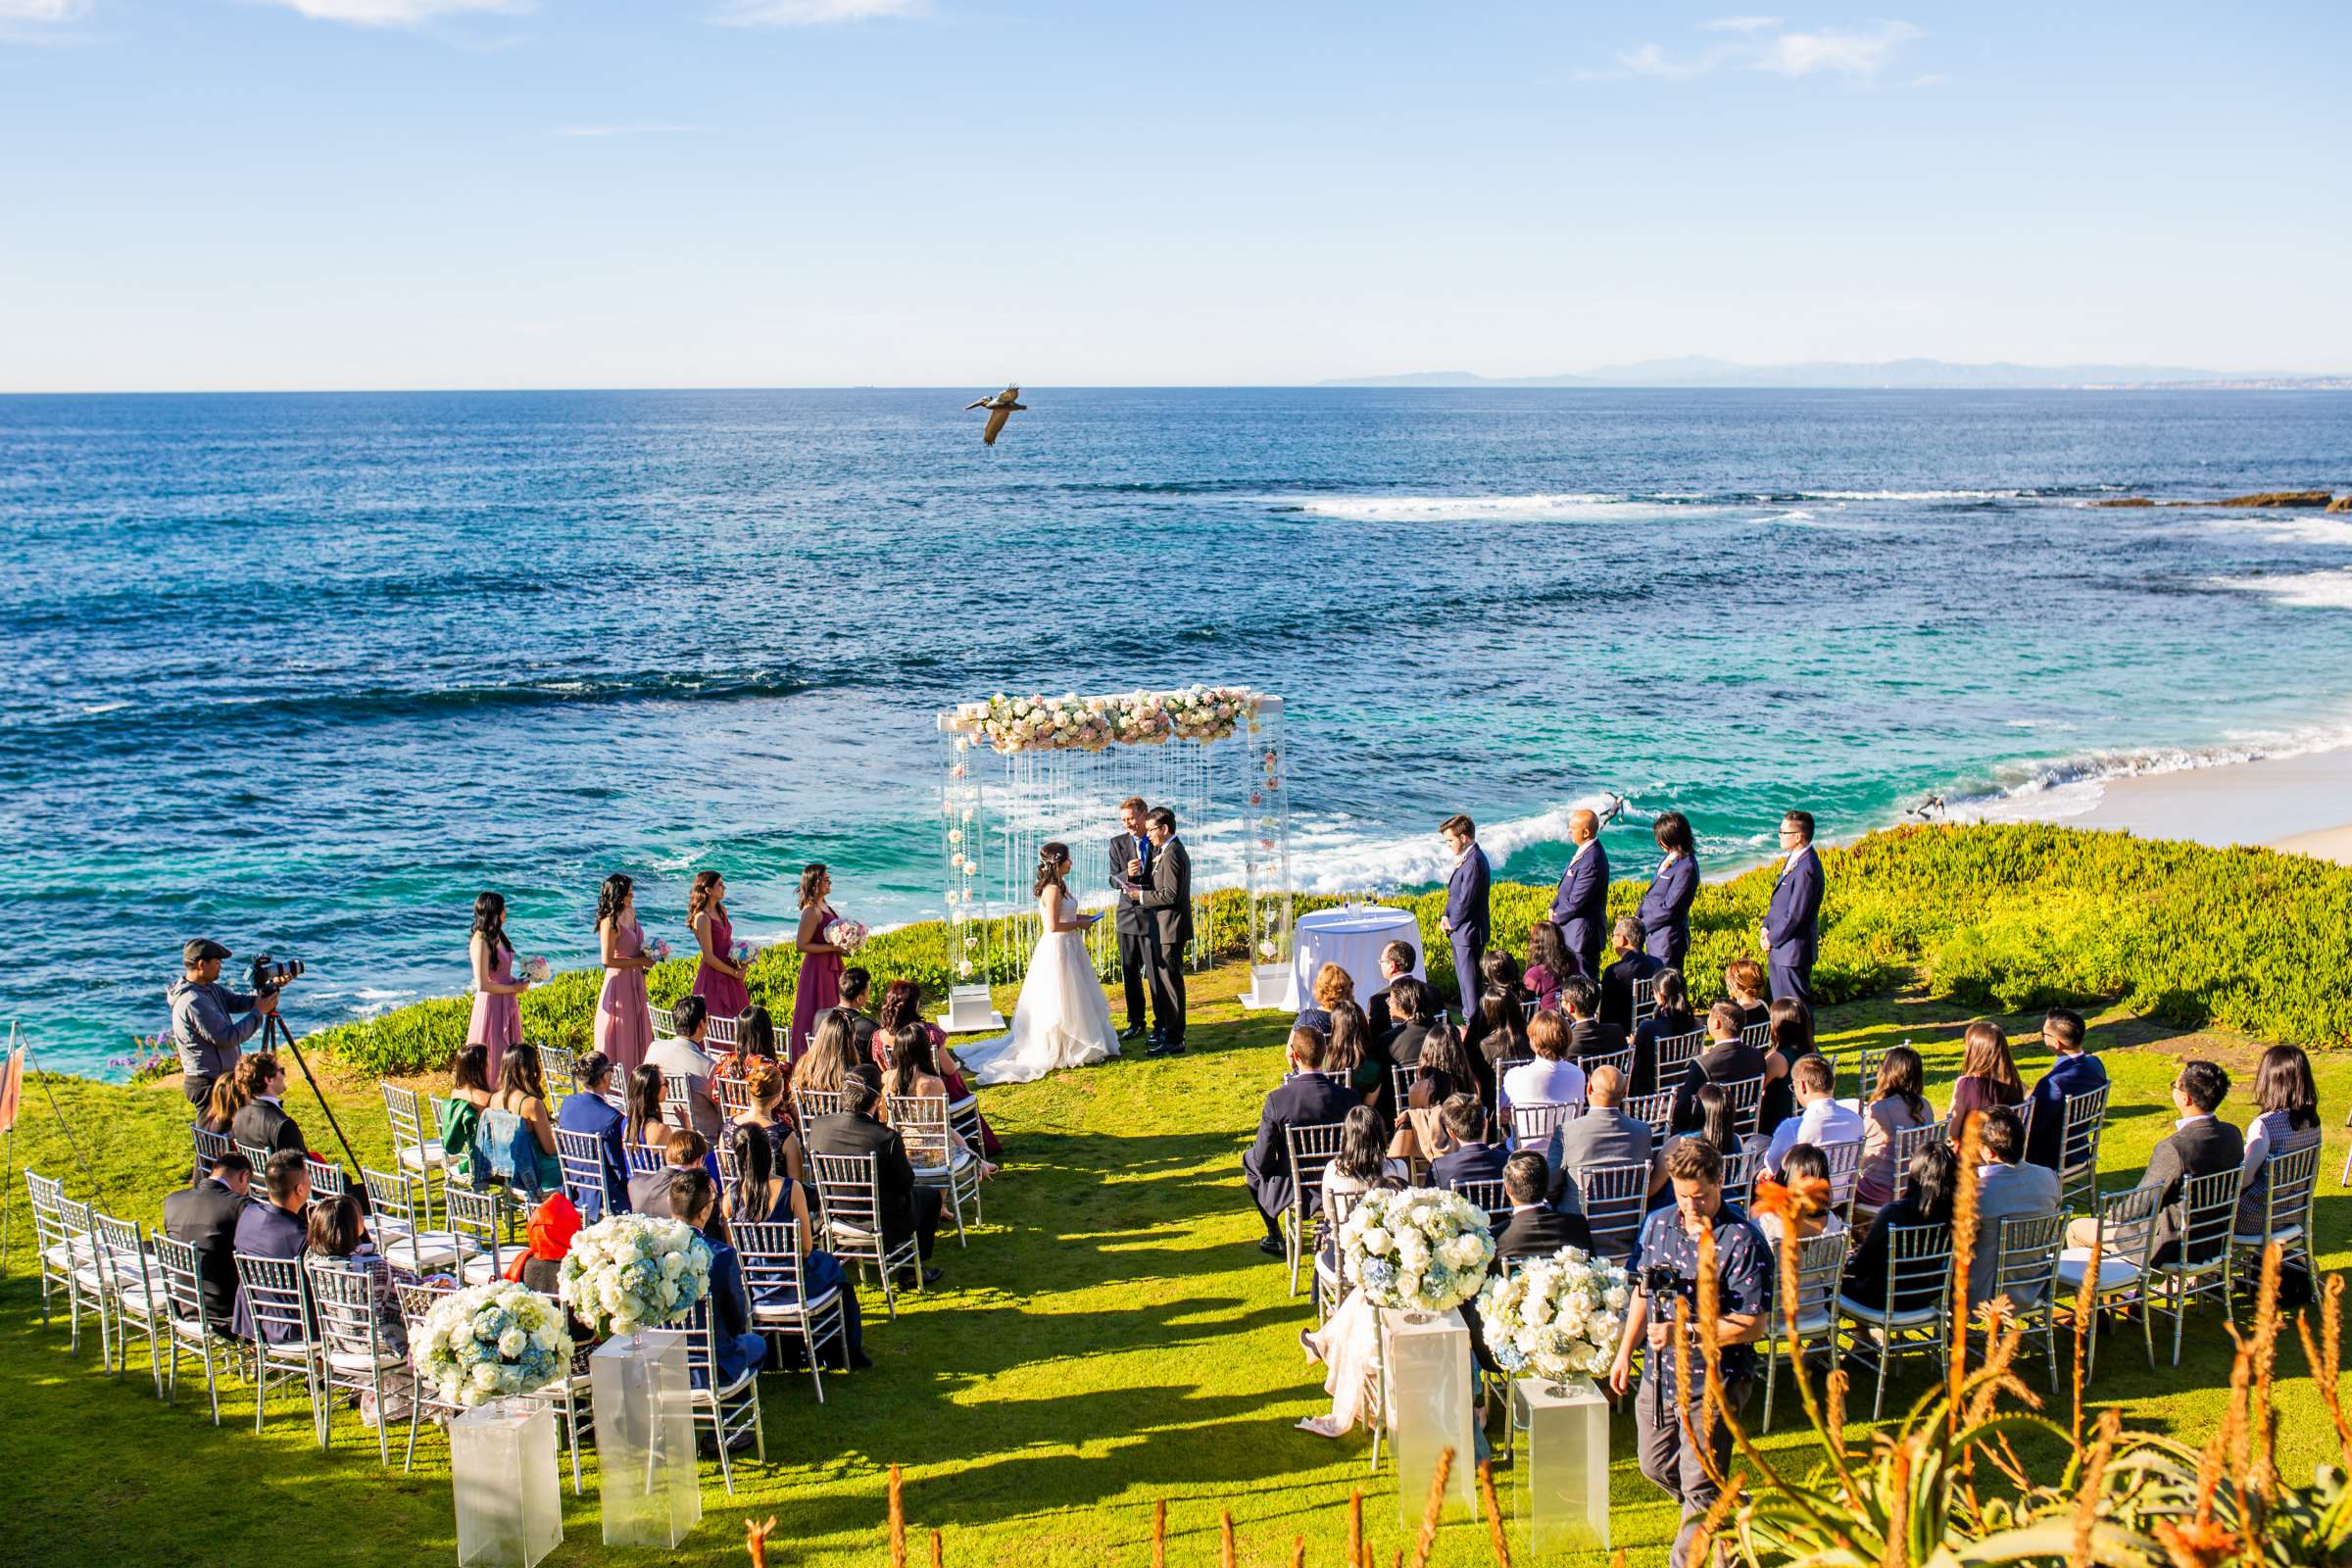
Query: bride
955 842 1121 1086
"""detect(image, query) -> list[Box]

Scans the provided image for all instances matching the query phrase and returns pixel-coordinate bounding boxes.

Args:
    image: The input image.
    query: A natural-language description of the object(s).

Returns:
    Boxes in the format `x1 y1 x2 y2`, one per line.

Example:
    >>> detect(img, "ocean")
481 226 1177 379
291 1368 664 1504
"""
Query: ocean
7 387 2350 1077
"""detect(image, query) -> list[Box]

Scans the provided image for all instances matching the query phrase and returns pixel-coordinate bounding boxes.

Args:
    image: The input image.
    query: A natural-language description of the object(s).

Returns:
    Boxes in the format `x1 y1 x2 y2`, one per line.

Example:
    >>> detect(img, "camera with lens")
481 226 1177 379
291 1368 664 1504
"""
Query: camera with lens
1640 1263 1684 1299
248 954 305 995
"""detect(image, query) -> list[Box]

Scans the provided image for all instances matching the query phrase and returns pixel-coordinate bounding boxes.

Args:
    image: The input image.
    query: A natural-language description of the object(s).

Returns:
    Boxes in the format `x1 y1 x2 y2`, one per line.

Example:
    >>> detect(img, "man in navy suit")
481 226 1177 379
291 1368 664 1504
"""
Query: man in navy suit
1242 1027 1361 1255
1437 814 1491 1021
2023 1007 2108 1171
1758 809 1824 1006
1548 807 1610 978
1430 1095 1509 1191
229 1152 311 1345
1598 917 1664 1034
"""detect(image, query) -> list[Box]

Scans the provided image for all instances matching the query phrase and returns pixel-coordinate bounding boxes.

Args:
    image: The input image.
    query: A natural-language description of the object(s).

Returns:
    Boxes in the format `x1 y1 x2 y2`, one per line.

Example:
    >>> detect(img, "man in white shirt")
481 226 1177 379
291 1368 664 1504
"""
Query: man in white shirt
645 994 723 1142
1760 1054 1863 1178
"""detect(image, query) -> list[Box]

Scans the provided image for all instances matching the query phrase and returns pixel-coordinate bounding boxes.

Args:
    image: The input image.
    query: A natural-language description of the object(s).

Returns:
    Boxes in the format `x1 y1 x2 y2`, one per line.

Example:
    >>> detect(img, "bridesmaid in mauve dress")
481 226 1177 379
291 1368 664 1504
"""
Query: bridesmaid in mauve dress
467 891 531 1081
687 870 751 1021
593 873 658 1074
789 862 847 1059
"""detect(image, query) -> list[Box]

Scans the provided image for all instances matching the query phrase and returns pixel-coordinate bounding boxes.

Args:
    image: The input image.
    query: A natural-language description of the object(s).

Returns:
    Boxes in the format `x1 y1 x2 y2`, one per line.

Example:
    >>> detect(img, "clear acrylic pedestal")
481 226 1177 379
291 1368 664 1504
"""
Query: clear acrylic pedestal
591 1329 701 1547
1379 1308 1475 1525
451 1397 564 1568
1513 1376 1611 1551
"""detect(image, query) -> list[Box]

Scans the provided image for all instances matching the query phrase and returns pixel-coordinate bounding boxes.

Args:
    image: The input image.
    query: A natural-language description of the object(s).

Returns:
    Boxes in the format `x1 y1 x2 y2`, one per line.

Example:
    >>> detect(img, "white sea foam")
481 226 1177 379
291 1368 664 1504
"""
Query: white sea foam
1274 493 1686 523
78 701 130 715
1954 717 2352 822
2212 570 2352 611
1784 489 2031 501
2206 514 2352 549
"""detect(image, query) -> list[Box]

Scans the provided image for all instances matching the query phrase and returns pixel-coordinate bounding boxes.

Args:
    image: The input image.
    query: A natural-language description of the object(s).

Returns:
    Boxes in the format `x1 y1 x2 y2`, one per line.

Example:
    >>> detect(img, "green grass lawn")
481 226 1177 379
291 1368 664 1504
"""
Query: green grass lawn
4 961 2347 1568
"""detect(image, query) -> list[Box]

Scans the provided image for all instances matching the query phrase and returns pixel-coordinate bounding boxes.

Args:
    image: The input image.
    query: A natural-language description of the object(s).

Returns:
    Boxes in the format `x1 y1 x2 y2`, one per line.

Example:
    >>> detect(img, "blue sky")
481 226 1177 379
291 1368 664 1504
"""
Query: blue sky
3 1 2346 389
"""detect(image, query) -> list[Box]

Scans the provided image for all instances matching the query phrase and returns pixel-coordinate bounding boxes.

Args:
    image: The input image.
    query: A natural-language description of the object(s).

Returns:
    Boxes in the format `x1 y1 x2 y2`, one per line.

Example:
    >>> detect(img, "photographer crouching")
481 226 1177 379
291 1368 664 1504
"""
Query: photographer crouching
1607 1140 1775 1568
170 938 277 1106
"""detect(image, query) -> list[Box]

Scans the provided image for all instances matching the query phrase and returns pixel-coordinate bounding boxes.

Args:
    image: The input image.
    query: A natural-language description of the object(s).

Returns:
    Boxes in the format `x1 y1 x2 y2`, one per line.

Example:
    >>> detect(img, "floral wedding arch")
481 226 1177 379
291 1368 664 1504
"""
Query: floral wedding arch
936 685 1294 992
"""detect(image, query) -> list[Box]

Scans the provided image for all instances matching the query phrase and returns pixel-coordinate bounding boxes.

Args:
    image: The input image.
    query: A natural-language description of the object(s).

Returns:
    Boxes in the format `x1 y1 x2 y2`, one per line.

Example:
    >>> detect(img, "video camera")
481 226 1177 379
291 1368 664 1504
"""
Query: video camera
247 953 305 996
1640 1263 1684 1299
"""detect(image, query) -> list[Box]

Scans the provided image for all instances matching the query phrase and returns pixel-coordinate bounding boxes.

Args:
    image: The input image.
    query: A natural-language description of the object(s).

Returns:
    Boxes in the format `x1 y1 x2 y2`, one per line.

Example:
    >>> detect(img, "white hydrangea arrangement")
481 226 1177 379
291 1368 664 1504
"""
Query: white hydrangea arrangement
411 1282 573 1407
945 686 1260 755
1476 1246 1634 1384
558 1214 711 1339
1337 1187 1495 1315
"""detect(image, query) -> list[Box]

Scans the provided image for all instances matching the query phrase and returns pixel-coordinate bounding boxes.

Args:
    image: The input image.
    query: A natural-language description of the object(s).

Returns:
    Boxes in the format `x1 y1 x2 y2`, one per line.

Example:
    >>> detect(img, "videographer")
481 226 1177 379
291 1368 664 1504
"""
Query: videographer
169 938 276 1107
1607 1139 1774 1568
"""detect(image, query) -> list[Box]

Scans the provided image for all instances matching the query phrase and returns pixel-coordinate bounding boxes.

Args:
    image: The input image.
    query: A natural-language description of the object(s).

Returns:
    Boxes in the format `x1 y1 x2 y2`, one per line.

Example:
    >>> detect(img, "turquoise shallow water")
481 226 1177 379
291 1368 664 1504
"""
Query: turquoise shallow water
6 387 2350 1075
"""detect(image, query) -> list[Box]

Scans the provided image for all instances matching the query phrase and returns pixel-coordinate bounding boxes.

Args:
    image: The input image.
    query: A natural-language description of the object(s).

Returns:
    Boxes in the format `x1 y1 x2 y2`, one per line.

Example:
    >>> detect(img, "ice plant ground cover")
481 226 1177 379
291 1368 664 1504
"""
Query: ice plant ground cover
3 958 2351 1566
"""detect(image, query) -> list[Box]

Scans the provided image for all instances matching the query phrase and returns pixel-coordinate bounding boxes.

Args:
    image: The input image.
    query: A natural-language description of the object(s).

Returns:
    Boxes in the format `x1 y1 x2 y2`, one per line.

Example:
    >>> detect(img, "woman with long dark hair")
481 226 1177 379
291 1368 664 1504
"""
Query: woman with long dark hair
467 891 530 1080
1637 810 1699 968
594 873 658 1074
1461 948 1529 1097
789 863 848 1057
439 1043 495 1186
722 1122 868 1368
1855 1045 1933 1215
1947 1019 2027 1131
1631 967 1696 1098
688 869 751 1023
1395 1021 1483 1163
1843 1142 1959 1310
2238 1044 2323 1232
880 1023 997 1178
1755 996 1816 1138
1651 1082 1760 1203
486 1042 564 1194
1523 921 1574 1011
623 1061 670 1156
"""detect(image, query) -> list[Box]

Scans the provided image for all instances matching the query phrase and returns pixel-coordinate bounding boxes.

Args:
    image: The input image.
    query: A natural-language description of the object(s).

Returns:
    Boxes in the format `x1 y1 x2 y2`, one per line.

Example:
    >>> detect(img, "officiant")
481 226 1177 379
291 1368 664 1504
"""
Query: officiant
1109 797 1157 1044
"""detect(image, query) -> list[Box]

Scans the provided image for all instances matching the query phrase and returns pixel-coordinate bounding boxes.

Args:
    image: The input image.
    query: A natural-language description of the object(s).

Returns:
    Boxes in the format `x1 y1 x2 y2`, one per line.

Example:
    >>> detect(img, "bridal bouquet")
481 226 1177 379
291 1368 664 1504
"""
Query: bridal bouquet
1337 1187 1494 1315
559 1214 711 1339
516 955 551 984
642 937 672 963
727 938 759 967
823 918 867 954
411 1282 573 1407
1476 1247 1633 1385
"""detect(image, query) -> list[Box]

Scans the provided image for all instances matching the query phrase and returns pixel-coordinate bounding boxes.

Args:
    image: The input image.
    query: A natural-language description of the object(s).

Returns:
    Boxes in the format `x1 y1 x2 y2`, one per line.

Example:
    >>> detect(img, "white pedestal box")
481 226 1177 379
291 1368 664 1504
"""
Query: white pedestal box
1513 1375 1611 1551
937 984 1005 1035
591 1330 701 1548
1239 961 1294 1011
451 1397 563 1568
1379 1307 1475 1526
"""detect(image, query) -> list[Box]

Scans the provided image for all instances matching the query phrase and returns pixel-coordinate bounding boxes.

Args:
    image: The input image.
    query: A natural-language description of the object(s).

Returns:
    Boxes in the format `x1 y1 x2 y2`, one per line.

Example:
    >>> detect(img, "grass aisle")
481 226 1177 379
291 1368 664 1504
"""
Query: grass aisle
4 959 2349 1567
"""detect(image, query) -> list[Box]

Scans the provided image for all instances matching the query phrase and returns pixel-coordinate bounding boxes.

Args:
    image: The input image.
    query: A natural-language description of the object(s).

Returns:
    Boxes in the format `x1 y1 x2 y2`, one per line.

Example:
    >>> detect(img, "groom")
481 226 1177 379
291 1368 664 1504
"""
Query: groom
1108 796 1158 1044
1129 806 1193 1056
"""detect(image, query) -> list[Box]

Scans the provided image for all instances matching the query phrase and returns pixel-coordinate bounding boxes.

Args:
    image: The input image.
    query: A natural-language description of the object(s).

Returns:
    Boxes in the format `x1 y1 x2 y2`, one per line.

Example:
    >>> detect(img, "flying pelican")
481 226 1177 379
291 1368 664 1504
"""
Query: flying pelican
964 385 1026 446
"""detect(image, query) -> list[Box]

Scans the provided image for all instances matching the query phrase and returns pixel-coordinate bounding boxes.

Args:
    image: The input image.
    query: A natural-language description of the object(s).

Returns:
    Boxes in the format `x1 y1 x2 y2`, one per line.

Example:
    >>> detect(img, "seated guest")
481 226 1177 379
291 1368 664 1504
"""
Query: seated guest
306 1191 409 1358
1242 1027 1361 1257
1546 1065 1651 1214
1855 1046 1933 1215
723 1123 868 1369
712 1004 779 1083
623 1061 672 1163
836 968 878 1060
164 1150 252 1333
198 1071 249 1136
506 1192 584 1297
1760 1054 1864 1178
1754 997 1816 1138
439 1044 494 1186
1947 1018 2027 1132
671 1168 767 1409
1501 1008 1587 1119
1393 1022 1483 1165
1563 975 1628 1065
1597 918 1664 1035
1315 1105 1406 1271
645 994 724 1142
1652 1083 1762 1204
1967 1106 2058 1310
2238 1045 2323 1235
1723 957 1771 1033
1843 1143 1958 1311
480 1042 564 1198
1495 1150 1593 1258
1630 967 1697 1099
1753 1143 1846 1250
2066 1060 2242 1268
731 1055 806 1184
806 1065 943 1287
880 1023 997 1178
1298 1172 1414 1438
790 1008 863 1102
1377 977 1440 1069
1670 1002 1766 1135
1365 941 1420 1037
227 1052 306 1158
2023 1007 2106 1172
873 979 996 1153
556 1051 631 1220
1523 921 1575 1011
628 1126 711 1223
1326 999 1387 1105
1430 1094 1508 1191
1462 950 1531 1087
1294 961 1356 1037
230 1152 312 1344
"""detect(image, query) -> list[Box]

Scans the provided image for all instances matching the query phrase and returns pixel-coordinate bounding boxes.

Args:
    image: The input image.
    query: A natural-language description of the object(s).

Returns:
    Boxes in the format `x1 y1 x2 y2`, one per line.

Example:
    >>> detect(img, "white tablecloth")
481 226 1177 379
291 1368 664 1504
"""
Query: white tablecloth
1280 906 1426 1010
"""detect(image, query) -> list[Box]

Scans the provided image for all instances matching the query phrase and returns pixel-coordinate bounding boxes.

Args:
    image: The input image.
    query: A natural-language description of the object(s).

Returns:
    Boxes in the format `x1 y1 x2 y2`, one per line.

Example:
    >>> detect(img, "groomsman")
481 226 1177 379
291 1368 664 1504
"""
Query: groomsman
1759 809 1824 1006
1436 814 1491 1021
1108 796 1157 1044
1136 807 1194 1056
1548 808 1610 978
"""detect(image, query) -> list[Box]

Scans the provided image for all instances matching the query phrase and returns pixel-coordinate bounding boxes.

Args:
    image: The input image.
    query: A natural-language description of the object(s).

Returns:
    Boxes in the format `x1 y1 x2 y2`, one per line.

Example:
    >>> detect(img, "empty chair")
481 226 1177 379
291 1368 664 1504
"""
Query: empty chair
2148 1166 2244 1366
1761 1230 1849 1431
1507 1101 1582 1150
1837 1221 1954 1419
232 1252 325 1445
306 1258 407 1466
360 1166 479 1277
56 1196 116 1364
151 1233 232 1424
25 1170 74 1335
2054 1086 2111 1212
736 1219 849 1402
2233 1141 2321 1283
441 1184 511 1285
889 1092 982 1248
810 1151 919 1321
1281 1121 1348 1297
92 1211 167 1394
380 1084 452 1225
681 1293 764 1494
1576 1161 1652 1263
2055 1182 2164 1379
1983 1210 2067 1392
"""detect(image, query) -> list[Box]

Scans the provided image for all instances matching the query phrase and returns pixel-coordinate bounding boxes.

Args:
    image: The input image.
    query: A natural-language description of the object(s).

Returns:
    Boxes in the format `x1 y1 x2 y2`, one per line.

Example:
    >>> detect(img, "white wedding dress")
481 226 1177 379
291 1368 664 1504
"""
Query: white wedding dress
955 888 1121 1085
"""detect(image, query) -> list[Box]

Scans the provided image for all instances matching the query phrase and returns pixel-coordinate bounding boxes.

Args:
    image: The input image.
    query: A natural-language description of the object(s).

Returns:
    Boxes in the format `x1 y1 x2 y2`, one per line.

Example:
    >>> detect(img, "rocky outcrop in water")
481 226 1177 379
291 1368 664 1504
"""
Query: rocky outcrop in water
2093 490 2341 509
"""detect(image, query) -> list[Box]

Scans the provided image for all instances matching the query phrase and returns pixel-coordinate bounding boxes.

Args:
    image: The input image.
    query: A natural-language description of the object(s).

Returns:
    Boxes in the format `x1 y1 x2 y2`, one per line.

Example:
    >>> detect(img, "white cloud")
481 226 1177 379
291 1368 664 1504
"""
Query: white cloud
1753 21 1922 76
0 0 88 21
1702 15 1783 31
715 0 924 24
257 0 527 24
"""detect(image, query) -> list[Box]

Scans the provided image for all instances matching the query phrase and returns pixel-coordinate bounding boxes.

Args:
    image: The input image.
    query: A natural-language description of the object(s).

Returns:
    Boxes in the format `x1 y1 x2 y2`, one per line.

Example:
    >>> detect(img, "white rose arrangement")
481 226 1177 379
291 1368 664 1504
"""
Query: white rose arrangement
1476 1247 1634 1385
1336 1187 1495 1315
557 1214 711 1340
411 1282 573 1408
945 686 1259 756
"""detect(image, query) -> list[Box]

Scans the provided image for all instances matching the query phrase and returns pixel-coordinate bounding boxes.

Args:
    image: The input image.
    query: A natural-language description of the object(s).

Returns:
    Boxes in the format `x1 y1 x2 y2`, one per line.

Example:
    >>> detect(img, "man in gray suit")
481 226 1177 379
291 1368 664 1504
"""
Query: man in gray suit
1545 1064 1652 1215
1967 1106 2059 1310
1134 807 1193 1055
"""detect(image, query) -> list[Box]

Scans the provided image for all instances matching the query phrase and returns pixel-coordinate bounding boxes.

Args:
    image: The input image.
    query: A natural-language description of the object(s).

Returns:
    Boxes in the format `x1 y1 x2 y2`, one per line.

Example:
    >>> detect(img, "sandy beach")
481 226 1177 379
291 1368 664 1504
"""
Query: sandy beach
2017 745 2352 866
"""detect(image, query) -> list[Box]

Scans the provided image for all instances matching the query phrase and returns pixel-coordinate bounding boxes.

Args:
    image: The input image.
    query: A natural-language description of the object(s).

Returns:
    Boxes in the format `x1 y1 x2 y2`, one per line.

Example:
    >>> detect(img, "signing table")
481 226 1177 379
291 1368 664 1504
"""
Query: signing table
1268 906 1426 1011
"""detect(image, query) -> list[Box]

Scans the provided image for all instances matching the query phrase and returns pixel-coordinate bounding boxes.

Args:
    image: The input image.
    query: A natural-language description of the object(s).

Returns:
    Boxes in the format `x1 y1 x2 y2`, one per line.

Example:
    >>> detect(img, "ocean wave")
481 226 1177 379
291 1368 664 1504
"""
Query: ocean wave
2212 570 2352 611
1271 493 1643 522
1280 796 1622 892
2203 515 2352 549
1952 718 2352 822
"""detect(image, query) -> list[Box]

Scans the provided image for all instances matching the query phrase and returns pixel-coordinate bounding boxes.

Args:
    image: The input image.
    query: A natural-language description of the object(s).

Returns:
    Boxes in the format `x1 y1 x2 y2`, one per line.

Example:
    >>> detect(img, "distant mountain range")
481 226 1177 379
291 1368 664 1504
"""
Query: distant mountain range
1322 358 2350 390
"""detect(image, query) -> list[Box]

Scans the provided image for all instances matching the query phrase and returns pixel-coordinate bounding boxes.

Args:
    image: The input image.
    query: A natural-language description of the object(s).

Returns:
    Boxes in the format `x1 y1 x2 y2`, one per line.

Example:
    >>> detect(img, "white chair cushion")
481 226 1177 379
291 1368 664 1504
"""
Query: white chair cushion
327 1348 406 1375
2056 1249 2140 1293
42 1243 73 1271
396 1145 450 1172
116 1283 169 1315
1836 1295 1940 1329
455 1254 504 1286
712 1366 759 1398
752 1287 840 1323
2231 1225 2303 1247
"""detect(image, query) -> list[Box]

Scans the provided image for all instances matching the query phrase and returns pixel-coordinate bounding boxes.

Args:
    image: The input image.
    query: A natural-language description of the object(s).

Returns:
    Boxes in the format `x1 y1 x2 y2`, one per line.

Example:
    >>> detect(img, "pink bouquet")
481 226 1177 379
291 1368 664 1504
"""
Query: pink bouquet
823 919 868 954
516 955 551 984
727 938 758 967
643 937 672 963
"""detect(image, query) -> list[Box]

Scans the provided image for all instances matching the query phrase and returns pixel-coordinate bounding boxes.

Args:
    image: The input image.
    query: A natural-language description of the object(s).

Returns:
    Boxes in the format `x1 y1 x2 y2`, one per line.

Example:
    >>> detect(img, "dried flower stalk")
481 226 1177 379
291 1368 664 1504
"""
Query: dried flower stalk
1475 1459 1512 1568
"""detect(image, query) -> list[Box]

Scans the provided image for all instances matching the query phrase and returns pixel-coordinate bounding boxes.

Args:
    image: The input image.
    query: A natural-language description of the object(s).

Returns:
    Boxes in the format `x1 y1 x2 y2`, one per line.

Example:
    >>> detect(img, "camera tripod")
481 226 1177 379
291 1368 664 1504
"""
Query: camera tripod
258 1004 364 1177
